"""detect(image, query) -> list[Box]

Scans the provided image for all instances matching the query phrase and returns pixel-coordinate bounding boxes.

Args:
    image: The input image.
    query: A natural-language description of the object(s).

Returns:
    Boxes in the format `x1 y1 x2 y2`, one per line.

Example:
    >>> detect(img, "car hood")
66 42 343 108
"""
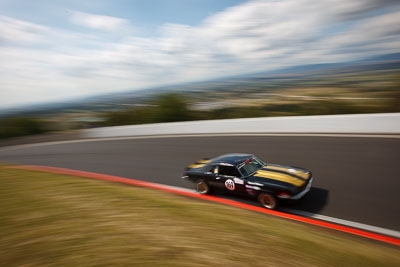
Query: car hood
251 164 311 187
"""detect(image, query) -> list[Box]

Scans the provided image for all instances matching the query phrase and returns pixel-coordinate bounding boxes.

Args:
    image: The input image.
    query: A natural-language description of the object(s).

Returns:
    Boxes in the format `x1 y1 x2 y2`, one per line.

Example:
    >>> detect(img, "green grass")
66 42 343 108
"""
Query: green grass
0 167 399 266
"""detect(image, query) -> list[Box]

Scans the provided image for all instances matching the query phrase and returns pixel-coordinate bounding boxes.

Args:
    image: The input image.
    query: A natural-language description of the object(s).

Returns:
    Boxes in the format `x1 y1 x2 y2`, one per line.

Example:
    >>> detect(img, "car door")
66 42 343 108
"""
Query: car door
207 165 225 189
212 165 246 194
193 164 216 185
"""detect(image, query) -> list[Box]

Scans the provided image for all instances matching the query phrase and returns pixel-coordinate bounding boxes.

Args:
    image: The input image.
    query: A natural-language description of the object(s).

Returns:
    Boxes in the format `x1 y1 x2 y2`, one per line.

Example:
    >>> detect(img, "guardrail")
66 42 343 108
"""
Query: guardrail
83 113 400 138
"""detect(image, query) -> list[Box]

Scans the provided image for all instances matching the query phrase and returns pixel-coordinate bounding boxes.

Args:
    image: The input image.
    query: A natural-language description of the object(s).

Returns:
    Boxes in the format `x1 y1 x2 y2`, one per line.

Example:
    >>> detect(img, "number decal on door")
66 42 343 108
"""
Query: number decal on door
225 179 235 191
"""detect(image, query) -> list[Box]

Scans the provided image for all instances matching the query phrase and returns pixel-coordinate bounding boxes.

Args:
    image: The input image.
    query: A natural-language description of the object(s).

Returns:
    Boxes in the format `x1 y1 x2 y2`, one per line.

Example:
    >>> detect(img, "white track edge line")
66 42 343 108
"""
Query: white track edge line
280 208 400 239
1 133 400 151
141 182 400 239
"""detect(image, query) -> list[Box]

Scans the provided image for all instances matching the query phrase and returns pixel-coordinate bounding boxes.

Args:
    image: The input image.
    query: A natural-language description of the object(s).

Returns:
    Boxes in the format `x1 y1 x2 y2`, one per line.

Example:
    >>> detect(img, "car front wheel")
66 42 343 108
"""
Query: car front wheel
196 180 211 194
258 193 278 209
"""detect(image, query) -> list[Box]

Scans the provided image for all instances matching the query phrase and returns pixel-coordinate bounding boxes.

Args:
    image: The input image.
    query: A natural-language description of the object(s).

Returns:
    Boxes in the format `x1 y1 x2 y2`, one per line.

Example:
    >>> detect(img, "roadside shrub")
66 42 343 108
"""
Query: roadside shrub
0 117 49 139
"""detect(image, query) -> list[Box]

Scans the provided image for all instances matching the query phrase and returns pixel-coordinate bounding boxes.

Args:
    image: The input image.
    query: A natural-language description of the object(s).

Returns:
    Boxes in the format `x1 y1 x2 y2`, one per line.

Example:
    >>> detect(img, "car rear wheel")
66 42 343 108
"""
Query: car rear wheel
258 193 278 209
196 180 211 194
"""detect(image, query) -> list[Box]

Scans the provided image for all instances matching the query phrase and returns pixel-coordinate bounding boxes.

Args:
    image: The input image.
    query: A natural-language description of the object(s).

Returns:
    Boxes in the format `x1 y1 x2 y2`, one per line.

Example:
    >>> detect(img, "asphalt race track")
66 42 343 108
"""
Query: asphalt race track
0 135 399 231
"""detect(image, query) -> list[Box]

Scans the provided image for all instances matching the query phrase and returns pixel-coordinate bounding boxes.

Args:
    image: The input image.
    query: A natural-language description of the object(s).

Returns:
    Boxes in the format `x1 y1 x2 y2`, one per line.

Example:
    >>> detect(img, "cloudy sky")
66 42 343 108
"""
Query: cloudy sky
1 0 399 109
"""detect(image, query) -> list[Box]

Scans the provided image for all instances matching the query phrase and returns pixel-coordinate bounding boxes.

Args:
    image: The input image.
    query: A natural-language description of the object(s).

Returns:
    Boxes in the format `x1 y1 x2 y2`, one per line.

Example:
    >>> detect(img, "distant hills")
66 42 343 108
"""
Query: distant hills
1 52 399 117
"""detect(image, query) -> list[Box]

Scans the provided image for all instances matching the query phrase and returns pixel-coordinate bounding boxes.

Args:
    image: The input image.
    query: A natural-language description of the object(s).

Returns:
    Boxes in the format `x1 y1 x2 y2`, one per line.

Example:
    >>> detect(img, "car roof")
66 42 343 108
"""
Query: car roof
210 153 253 166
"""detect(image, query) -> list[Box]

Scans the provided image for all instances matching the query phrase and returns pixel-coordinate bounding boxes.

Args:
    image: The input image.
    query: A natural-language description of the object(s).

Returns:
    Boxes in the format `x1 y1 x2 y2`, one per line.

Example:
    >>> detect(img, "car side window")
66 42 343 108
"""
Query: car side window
213 166 219 175
218 166 240 177
203 165 216 173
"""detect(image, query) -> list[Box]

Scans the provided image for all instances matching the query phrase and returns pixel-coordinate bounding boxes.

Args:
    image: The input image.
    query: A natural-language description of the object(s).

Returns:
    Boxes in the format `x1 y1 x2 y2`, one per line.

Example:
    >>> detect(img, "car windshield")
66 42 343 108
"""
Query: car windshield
239 157 264 177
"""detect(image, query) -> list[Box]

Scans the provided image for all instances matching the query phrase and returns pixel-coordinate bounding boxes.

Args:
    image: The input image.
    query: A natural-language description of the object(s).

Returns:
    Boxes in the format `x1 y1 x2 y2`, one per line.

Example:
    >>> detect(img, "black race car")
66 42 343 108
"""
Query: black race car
182 153 312 209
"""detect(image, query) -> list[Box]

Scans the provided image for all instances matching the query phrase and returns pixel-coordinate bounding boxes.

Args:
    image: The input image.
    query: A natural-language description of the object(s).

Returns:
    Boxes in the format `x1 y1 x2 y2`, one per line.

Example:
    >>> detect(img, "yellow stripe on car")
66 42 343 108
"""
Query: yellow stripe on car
198 159 211 164
254 170 305 187
263 166 310 180
189 164 205 169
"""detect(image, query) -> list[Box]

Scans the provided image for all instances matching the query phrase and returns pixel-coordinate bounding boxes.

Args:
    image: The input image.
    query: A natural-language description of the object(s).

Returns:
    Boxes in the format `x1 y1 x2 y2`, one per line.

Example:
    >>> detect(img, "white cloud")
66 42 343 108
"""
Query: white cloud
69 11 131 31
1 0 400 109
0 15 49 44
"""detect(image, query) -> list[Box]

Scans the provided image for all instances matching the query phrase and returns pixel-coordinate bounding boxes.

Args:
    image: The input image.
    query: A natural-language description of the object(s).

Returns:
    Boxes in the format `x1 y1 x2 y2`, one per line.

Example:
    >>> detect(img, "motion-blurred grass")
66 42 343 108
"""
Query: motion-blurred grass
0 167 399 266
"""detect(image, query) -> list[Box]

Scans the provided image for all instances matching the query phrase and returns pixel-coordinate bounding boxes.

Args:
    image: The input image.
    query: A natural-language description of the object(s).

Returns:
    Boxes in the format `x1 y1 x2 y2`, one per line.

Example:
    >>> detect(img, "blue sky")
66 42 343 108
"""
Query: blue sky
1 0 246 36
1 0 399 108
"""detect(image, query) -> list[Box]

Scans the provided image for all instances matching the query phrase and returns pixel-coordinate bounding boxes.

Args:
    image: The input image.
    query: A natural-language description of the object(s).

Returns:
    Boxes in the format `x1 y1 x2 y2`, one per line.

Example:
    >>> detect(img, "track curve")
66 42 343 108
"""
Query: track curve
0 135 399 231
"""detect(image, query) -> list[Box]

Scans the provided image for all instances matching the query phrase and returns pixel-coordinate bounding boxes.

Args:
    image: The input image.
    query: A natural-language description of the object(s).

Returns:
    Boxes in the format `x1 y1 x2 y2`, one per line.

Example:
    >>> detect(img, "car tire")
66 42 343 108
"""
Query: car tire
196 180 211 194
258 193 278 210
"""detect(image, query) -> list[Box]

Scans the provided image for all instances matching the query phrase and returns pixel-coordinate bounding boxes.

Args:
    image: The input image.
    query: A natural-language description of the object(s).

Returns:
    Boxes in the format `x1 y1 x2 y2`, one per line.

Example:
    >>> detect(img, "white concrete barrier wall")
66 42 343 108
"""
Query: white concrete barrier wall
83 113 400 138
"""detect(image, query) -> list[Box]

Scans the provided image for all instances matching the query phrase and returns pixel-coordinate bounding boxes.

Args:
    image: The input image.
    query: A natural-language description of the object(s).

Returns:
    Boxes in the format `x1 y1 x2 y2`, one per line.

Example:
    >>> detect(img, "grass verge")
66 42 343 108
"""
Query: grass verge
0 167 399 266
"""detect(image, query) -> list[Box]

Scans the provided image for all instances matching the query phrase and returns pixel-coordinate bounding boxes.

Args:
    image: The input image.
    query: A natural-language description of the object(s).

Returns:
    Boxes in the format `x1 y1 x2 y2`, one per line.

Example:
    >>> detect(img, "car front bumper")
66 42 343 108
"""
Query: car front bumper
289 177 313 200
